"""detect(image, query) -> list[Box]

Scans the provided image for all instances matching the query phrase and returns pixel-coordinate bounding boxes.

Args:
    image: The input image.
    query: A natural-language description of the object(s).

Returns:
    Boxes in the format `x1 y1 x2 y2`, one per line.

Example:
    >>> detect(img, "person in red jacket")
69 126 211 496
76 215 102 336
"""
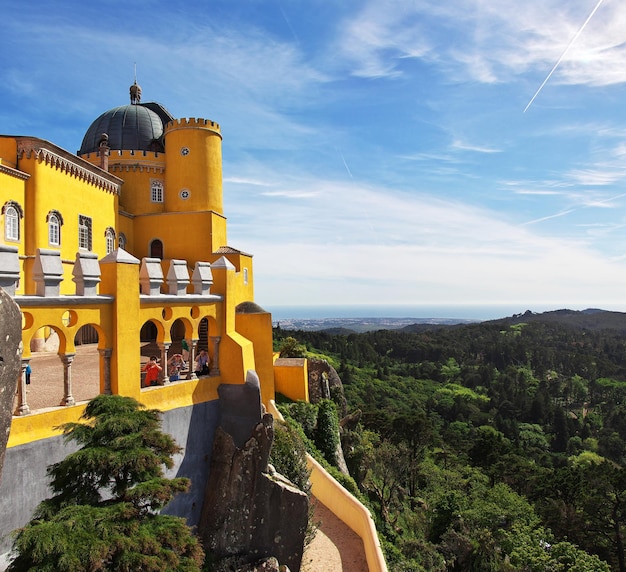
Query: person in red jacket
142 356 162 386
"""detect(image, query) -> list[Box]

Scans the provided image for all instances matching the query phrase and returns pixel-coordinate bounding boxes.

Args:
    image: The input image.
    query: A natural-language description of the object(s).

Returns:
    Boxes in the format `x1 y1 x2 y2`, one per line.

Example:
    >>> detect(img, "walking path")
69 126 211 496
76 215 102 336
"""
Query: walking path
302 498 369 571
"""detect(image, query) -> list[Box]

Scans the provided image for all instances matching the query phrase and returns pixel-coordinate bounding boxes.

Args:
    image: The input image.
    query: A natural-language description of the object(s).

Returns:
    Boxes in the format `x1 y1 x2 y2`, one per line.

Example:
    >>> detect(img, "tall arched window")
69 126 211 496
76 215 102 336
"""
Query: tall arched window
150 239 163 259
5 206 19 241
47 210 64 247
78 215 92 251
2 201 23 242
118 233 127 250
105 227 116 254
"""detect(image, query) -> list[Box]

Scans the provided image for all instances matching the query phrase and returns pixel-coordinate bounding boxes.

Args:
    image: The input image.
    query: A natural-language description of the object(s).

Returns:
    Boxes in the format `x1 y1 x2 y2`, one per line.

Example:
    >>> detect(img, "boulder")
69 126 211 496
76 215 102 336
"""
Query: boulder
198 414 308 571
0 288 22 481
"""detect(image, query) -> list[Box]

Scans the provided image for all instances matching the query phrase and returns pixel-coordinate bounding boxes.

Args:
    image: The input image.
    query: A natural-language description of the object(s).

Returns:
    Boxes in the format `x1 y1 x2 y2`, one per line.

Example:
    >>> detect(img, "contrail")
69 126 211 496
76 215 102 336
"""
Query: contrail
337 148 353 178
524 0 606 113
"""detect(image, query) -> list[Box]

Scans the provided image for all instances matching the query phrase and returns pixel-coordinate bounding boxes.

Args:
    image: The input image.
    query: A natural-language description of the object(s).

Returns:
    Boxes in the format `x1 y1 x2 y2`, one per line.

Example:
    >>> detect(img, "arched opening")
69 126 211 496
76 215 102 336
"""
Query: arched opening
167 319 191 381
15 326 85 414
71 324 102 402
193 315 219 377
150 239 163 259
140 319 163 388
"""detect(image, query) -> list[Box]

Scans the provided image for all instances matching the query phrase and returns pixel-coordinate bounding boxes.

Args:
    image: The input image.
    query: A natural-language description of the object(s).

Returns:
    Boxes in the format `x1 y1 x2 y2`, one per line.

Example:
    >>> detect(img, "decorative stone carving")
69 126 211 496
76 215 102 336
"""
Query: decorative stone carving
191 261 213 295
33 249 64 296
166 259 190 295
72 251 101 295
0 245 20 295
139 257 163 295
0 287 22 481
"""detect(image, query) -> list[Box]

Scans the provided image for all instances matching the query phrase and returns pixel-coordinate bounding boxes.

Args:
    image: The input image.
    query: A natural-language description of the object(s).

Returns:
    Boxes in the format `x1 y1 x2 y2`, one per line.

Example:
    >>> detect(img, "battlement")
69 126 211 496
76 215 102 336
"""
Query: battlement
165 117 222 137
81 149 164 160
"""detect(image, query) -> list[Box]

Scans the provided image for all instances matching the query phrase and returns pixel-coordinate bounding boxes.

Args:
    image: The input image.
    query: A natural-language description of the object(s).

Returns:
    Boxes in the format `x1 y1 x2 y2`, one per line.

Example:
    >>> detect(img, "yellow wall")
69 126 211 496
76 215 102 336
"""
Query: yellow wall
0 138 30 296
107 153 165 215
0 137 18 169
19 157 117 294
0 171 27 257
235 312 276 405
273 357 309 402
132 211 227 263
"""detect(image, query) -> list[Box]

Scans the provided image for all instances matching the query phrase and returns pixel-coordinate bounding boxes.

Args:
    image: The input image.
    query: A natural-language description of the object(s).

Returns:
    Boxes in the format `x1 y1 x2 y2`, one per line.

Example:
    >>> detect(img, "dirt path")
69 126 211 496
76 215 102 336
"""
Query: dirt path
302 498 369 572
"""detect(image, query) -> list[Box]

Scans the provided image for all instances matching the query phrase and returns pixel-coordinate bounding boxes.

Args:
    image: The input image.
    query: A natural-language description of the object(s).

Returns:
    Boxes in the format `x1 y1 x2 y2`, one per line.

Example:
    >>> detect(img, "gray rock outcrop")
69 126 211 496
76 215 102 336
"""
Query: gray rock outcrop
0 287 22 482
199 372 308 571
307 358 347 415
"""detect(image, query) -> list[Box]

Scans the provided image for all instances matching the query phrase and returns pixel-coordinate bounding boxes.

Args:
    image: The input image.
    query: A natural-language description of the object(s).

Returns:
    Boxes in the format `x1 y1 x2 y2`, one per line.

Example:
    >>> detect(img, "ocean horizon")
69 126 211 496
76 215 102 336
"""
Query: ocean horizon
266 303 626 322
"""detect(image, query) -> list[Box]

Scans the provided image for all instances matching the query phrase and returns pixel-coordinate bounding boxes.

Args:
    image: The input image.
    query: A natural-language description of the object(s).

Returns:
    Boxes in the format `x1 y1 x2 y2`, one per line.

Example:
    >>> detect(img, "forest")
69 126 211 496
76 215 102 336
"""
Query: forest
273 313 626 571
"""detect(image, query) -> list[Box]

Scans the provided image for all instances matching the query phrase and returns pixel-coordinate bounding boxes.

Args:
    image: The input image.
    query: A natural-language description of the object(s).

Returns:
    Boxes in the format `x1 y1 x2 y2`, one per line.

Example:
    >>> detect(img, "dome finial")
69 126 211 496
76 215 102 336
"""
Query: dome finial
130 63 141 104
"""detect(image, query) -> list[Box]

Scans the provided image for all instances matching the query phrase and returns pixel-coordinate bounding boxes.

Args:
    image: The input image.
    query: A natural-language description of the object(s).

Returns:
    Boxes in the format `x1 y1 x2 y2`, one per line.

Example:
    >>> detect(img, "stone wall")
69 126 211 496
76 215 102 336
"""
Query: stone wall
0 399 220 560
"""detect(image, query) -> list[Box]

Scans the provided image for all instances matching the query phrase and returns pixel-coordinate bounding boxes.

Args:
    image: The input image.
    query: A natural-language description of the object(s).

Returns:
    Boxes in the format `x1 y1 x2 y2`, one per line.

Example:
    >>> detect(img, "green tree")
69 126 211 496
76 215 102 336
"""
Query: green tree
315 399 341 467
278 336 307 358
8 395 203 572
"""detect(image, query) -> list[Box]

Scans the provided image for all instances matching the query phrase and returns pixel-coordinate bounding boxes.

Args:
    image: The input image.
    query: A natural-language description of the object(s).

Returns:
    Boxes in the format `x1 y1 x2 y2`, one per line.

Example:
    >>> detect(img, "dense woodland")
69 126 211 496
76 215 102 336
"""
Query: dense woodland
274 312 626 571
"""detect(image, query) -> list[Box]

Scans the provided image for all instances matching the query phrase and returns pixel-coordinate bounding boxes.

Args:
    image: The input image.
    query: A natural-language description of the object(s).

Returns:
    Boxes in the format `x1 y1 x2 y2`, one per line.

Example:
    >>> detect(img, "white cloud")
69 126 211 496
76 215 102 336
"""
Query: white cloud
451 139 502 153
334 0 626 87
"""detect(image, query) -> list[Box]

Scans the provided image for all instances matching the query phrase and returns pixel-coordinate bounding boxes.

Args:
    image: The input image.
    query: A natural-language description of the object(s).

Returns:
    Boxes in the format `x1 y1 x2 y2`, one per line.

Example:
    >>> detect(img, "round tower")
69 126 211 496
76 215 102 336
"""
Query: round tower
163 118 223 215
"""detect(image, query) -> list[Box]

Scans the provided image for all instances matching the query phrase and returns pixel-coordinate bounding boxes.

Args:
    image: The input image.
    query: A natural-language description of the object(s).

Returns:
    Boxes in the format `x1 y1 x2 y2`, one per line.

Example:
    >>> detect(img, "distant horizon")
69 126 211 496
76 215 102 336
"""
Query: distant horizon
266 303 626 322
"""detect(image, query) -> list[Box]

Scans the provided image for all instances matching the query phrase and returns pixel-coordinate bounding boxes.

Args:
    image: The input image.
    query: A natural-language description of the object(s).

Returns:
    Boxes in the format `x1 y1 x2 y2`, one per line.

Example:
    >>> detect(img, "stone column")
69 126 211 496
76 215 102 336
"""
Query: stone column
99 348 113 395
187 338 197 380
60 353 76 406
210 336 221 376
15 360 30 416
159 343 170 385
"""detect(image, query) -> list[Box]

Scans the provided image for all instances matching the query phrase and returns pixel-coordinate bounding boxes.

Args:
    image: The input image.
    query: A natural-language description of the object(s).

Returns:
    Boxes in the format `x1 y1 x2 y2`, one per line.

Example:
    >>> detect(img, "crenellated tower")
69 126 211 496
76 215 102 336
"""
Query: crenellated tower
163 117 223 215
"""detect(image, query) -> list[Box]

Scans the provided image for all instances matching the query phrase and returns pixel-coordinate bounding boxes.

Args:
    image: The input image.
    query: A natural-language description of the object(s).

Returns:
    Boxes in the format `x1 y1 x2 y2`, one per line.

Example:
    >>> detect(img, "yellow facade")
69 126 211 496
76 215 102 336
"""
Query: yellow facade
0 86 302 447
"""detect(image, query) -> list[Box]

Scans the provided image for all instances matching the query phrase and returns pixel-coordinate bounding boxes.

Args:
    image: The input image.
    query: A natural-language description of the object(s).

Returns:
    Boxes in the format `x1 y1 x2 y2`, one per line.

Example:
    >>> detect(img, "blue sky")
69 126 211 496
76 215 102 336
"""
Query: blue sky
3 0 626 316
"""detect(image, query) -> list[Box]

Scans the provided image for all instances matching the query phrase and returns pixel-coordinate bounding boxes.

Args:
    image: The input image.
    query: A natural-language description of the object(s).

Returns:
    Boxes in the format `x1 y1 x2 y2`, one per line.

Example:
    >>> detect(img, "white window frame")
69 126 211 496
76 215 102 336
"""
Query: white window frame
48 213 60 246
151 180 164 203
5 206 19 241
118 233 127 250
105 228 116 254
78 215 92 251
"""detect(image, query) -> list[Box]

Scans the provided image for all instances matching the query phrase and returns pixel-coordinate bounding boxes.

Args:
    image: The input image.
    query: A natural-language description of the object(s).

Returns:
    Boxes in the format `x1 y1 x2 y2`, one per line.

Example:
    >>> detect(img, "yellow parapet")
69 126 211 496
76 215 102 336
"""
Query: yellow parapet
273 357 309 402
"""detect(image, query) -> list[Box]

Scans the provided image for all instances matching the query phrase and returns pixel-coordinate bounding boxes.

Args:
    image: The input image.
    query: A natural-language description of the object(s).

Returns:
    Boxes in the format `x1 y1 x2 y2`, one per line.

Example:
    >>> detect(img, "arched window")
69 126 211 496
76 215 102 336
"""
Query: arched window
150 239 163 259
5 206 19 241
118 233 127 250
105 227 116 254
46 210 64 247
78 215 92 251
2 201 23 242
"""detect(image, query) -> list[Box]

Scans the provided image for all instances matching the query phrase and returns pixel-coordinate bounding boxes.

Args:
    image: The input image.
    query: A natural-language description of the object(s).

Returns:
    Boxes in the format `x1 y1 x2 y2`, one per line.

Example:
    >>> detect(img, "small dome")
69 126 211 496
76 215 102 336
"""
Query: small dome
79 104 165 154
236 301 267 314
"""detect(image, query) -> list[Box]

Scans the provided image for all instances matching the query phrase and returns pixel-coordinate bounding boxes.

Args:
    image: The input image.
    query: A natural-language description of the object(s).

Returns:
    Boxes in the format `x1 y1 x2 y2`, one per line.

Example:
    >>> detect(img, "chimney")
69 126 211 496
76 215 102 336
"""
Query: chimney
98 133 110 171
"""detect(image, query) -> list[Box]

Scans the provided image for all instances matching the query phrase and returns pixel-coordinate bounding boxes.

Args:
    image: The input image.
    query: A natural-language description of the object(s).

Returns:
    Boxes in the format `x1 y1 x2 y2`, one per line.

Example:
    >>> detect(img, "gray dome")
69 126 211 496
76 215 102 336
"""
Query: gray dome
79 103 169 154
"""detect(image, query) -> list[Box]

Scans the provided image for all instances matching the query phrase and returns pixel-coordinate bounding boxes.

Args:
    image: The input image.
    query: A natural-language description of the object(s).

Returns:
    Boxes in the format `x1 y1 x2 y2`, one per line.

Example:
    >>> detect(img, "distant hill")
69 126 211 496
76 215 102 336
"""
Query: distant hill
276 316 477 333
486 308 626 332
275 308 626 333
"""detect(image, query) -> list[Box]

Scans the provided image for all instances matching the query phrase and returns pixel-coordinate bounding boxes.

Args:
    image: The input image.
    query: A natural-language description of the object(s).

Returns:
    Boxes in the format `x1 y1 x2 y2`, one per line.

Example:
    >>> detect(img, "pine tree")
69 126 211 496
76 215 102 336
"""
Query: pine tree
8 394 203 571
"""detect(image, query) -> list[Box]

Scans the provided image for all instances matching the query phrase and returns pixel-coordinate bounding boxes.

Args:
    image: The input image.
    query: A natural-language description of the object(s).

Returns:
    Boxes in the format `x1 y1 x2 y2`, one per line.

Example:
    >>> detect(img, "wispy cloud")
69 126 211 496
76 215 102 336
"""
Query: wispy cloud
333 0 626 87
451 139 502 153
224 177 273 187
